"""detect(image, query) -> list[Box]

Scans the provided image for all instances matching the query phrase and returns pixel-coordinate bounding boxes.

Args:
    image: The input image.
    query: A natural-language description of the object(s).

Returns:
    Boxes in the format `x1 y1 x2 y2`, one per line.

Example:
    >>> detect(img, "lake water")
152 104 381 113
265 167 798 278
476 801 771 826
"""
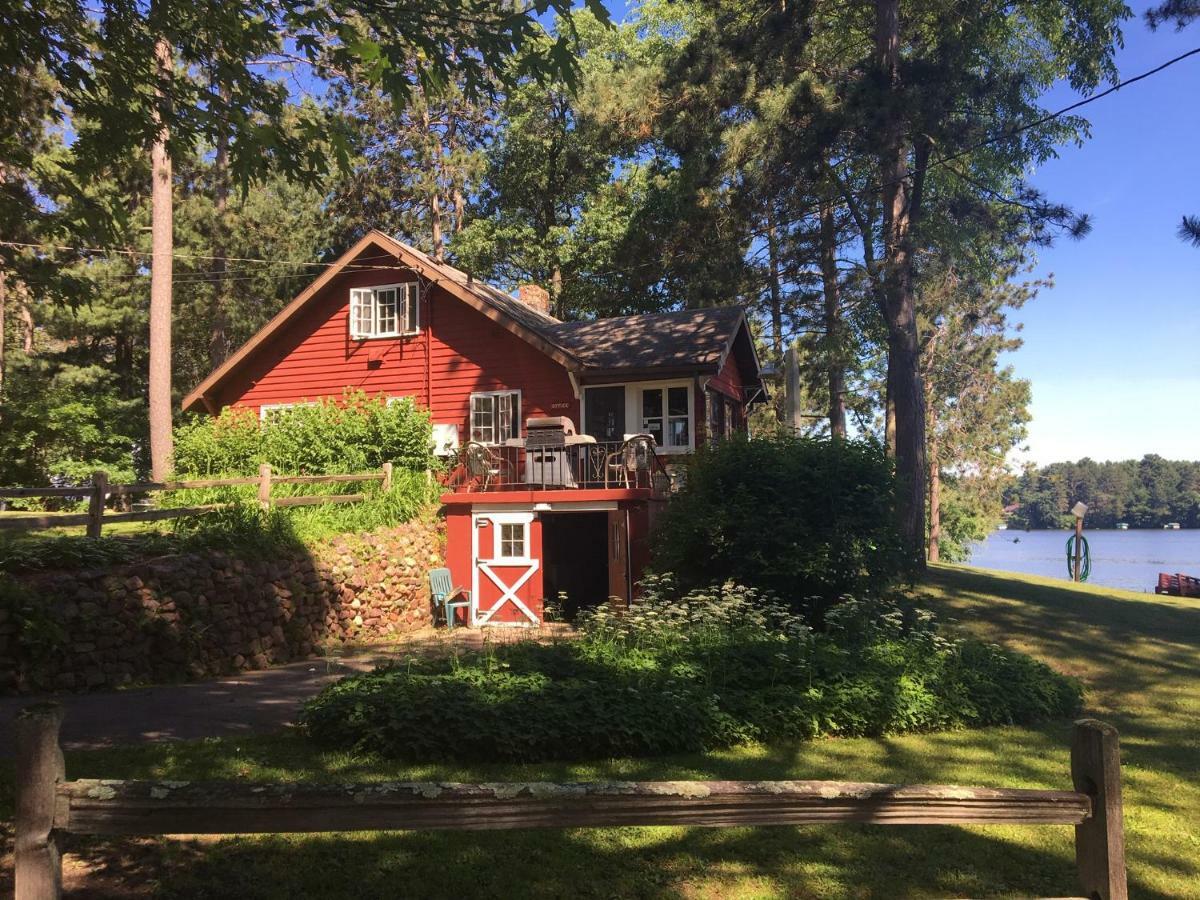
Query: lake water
968 528 1200 593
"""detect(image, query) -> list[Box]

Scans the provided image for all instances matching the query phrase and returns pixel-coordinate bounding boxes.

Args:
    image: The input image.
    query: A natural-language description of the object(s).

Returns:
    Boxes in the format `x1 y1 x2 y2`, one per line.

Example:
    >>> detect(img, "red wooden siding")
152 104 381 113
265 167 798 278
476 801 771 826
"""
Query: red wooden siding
214 251 579 440
707 349 745 400
443 507 474 626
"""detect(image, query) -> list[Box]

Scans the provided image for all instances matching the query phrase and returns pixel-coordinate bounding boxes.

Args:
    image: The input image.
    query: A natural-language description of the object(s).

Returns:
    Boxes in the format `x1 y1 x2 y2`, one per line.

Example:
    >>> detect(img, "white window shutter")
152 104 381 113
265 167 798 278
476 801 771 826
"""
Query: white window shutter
404 283 420 334
349 289 369 339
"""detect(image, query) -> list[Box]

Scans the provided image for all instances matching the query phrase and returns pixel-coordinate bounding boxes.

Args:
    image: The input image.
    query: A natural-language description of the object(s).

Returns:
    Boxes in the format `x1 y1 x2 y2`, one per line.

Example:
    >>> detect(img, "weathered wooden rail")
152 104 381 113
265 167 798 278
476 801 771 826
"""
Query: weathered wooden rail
13 705 1127 900
0 463 393 537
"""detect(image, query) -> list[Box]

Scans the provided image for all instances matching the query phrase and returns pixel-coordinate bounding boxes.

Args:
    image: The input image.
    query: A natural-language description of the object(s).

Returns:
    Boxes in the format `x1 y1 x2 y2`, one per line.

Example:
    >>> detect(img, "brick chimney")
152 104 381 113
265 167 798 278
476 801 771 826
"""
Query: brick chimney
517 283 551 316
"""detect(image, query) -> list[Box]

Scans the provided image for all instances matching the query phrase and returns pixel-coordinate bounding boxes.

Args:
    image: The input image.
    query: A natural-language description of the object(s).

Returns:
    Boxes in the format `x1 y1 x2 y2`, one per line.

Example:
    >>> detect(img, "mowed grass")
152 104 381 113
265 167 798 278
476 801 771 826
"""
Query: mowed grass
2 565 1198 898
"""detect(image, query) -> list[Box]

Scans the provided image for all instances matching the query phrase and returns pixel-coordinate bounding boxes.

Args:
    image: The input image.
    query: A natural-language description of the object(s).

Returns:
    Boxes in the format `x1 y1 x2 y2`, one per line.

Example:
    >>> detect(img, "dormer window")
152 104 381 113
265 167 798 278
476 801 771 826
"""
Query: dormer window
350 283 419 339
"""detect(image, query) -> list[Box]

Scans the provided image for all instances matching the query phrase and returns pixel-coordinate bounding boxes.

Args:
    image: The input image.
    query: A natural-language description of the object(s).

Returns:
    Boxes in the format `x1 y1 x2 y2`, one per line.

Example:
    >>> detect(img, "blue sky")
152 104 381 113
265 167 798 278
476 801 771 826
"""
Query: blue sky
1011 9 1200 465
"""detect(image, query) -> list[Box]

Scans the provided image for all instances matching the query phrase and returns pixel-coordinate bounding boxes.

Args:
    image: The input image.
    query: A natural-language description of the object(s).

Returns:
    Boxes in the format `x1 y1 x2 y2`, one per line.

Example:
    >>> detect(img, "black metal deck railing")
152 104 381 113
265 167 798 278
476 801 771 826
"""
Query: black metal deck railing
444 437 674 495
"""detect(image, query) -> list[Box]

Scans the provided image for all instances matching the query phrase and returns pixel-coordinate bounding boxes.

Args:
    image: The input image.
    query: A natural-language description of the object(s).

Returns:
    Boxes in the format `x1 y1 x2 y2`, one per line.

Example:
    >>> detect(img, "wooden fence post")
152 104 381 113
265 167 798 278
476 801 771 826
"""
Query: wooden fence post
15 703 65 900
258 464 272 511
1072 719 1127 900
381 462 393 492
86 471 107 539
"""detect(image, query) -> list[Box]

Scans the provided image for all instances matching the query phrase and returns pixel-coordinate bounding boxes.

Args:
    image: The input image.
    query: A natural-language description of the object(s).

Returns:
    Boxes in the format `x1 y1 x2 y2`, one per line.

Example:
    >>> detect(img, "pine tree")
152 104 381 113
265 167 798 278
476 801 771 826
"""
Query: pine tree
919 262 1038 561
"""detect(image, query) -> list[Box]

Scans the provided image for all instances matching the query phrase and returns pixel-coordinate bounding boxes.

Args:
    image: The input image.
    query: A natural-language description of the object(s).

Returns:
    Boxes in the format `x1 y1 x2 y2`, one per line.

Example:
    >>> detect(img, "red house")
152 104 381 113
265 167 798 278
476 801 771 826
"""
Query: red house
184 231 764 626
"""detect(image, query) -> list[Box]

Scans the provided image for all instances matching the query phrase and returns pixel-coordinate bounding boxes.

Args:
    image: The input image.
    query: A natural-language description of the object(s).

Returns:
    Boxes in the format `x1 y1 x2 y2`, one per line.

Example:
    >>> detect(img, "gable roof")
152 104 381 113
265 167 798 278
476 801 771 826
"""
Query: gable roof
182 231 578 412
183 230 762 412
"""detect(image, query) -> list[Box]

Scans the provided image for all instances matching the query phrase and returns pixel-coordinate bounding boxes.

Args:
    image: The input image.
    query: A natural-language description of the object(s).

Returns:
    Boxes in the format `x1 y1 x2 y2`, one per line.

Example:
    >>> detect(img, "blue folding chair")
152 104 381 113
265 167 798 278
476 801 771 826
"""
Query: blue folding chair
429 567 471 629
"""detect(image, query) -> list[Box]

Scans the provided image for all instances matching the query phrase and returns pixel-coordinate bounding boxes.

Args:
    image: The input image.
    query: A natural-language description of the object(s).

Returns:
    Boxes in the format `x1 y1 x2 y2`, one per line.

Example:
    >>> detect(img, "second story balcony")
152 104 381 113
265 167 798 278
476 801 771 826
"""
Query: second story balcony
442 417 676 498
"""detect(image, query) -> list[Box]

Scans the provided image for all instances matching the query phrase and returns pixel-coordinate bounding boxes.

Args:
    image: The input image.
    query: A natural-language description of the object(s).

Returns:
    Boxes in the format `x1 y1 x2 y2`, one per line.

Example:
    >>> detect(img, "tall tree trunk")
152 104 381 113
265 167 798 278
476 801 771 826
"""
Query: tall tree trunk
765 209 787 425
550 265 563 318
447 111 466 238
424 104 444 262
0 268 6 396
885 364 897 455
149 34 174 481
453 186 465 235
927 378 940 562
765 208 784 362
819 199 846 438
430 191 443 261
829 166 889 450
927 435 940 562
19 291 33 354
430 192 443 261
875 0 926 567
209 83 231 367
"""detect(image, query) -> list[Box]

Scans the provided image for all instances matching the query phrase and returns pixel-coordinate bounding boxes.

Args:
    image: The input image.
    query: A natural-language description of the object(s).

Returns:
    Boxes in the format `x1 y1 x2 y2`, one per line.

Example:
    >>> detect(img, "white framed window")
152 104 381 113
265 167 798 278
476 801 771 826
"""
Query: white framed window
640 384 691 450
470 390 521 445
486 512 533 563
499 522 526 560
579 380 695 453
349 283 420 339
258 401 318 422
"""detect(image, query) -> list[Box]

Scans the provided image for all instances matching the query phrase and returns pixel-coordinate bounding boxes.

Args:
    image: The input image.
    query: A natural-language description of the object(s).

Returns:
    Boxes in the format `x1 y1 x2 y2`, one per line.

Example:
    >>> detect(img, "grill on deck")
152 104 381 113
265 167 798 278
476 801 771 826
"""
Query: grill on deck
523 417 587 486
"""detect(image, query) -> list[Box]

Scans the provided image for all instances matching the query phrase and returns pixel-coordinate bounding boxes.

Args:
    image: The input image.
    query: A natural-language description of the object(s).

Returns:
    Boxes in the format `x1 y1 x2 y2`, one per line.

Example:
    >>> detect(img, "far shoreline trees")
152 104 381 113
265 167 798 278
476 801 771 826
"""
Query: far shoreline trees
1006 456 1200 530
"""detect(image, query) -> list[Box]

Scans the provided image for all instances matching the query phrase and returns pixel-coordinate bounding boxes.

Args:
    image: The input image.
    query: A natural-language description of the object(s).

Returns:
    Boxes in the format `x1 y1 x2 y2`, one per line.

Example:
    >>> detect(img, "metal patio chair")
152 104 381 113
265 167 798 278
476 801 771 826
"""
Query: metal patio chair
463 441 507 491
605 434 656 488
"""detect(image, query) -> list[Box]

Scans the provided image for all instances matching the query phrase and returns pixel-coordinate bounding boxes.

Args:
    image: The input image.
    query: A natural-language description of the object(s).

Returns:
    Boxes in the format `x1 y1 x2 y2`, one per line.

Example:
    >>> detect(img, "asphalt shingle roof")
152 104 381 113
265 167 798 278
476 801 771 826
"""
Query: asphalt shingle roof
538 307 745 372
409 239 747 373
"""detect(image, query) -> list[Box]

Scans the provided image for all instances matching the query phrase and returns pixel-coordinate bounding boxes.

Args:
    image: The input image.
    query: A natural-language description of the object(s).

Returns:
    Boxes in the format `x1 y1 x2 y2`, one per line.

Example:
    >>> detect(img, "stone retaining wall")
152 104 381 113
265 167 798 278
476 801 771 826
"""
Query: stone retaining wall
0 520 442 694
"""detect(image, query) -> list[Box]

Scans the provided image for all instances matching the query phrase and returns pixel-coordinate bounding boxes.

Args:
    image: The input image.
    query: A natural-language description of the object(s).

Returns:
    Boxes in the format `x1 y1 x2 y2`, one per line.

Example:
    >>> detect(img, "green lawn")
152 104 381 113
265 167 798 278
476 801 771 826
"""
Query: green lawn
3 565 1197 898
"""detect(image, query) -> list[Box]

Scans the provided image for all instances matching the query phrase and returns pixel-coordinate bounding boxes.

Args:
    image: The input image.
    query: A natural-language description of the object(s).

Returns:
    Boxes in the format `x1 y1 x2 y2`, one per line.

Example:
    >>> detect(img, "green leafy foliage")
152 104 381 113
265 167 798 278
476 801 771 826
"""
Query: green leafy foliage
172 390 433 477
301 579 1082 762
167 391 437 554
651 435 907 618
0 391 437 574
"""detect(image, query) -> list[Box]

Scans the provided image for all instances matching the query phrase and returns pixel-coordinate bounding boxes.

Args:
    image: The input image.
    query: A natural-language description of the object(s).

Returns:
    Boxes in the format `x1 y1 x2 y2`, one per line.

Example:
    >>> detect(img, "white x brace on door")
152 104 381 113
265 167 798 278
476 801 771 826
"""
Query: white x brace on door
472 512 540 626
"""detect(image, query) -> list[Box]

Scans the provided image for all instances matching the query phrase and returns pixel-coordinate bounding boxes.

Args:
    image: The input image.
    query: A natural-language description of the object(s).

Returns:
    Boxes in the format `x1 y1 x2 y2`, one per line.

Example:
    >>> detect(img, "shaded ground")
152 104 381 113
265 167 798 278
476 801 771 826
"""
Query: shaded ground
0 624 575 754
2 567 1197 898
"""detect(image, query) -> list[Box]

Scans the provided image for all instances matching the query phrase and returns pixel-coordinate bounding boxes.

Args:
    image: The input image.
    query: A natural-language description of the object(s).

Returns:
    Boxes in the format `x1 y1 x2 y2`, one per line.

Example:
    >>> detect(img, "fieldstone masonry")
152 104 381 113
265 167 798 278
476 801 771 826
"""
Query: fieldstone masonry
0 520 442 694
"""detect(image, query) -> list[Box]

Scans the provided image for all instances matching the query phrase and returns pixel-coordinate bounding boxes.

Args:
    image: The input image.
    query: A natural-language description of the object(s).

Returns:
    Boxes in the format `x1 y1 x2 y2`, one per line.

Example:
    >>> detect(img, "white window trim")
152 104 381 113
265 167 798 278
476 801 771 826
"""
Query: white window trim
350 282 420 340
469 389 522 446
485 512 534 564
258 401 319 421
580 380 695 454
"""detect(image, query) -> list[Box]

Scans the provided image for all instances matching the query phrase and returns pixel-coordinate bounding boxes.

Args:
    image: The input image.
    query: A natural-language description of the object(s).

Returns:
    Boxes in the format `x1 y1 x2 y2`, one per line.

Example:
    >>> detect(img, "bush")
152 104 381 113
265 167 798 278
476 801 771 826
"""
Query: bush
652 435 907 618
172 389 434 477
300 579 1082 762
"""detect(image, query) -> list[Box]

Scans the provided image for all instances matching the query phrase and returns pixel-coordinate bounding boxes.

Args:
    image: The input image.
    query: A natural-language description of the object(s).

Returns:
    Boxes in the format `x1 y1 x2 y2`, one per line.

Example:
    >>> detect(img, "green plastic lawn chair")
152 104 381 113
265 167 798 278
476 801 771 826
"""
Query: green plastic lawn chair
429 567 471 630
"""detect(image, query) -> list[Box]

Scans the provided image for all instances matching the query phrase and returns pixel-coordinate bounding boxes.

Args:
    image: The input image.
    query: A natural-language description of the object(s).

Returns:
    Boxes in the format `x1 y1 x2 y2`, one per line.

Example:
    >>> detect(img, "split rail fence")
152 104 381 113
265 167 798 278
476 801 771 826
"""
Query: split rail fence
14 706 1127 900
0 463 395 538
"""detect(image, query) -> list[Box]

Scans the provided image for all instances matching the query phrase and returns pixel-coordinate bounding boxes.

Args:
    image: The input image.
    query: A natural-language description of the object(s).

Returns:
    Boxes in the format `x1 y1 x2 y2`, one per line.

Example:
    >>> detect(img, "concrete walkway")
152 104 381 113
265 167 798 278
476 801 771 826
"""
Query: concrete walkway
0 624 575 755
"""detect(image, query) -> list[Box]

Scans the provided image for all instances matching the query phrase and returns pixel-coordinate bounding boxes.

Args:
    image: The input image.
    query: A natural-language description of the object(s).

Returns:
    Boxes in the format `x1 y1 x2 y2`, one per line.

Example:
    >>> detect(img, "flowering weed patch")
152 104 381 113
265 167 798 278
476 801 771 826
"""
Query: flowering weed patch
301 579 1081 762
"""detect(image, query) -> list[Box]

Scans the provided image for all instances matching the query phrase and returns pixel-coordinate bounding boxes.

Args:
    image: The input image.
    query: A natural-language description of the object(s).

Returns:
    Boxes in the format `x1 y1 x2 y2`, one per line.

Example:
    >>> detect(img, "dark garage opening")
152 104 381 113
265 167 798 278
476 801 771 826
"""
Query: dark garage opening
541 511 608 621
